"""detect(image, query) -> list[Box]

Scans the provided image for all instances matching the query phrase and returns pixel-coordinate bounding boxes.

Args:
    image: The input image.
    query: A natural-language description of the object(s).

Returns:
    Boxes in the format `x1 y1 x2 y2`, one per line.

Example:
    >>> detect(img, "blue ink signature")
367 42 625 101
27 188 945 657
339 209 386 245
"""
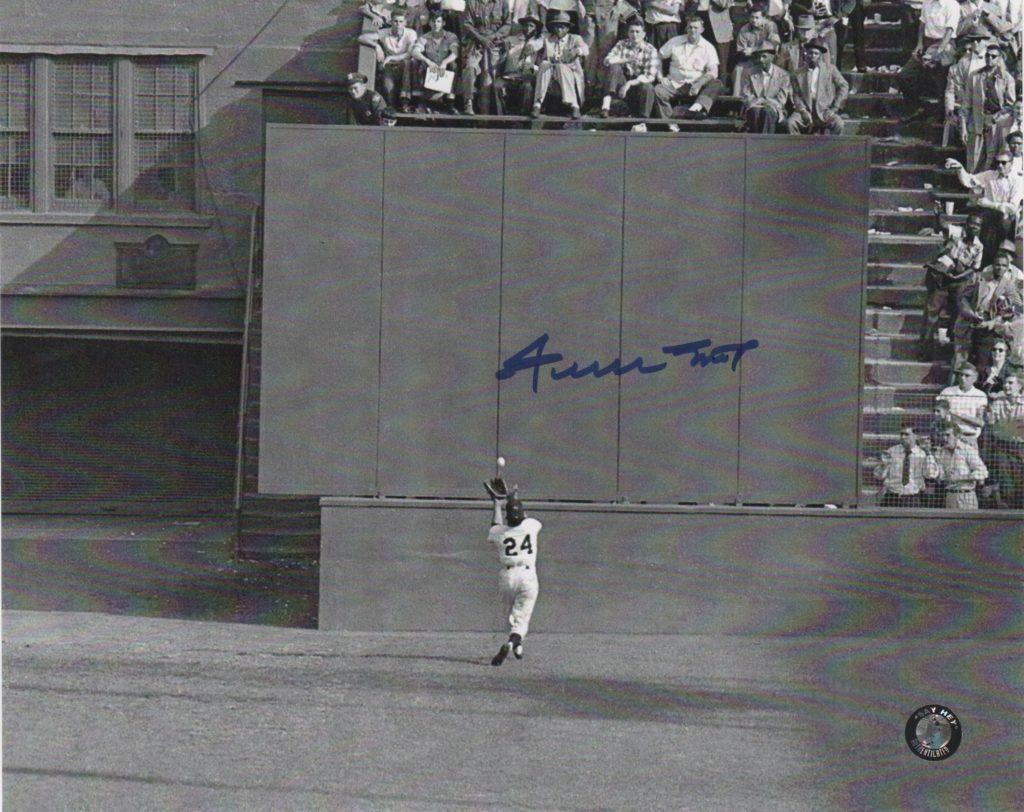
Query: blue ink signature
496 333 760 393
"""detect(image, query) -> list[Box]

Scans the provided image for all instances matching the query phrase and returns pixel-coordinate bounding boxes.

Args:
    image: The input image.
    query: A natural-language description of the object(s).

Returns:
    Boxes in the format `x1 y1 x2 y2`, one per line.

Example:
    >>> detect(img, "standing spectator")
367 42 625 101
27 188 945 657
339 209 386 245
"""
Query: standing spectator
932 425 989 508
643 0 686 48
733 4 783 94
900 0 925 56
412 12 460 111
947 152 1023 265
494 14 546 114
653 17 726 126
786 38 849 134
874 426 941 507
966 44 1018 172
460 0 513 114
530 11 590 117
936 362 989 444
920 213 985 354
343 72 391 125
776 14 829 72
985 373 1024 508
359 11 419 111
835 0 867 73
944 27 991 169
897 0 961 123
600 19 660 125
690 0 736 80
740 43 792 132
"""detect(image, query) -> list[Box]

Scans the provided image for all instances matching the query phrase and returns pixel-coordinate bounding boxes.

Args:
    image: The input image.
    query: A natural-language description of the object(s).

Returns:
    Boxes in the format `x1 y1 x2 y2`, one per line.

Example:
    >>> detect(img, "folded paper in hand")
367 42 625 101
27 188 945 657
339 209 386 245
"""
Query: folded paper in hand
424 67 455 94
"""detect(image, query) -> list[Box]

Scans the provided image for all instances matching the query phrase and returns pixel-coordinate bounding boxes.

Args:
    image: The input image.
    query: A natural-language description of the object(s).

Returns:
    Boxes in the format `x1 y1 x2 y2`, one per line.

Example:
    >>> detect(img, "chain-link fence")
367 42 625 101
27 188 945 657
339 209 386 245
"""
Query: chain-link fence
864 388 1024 509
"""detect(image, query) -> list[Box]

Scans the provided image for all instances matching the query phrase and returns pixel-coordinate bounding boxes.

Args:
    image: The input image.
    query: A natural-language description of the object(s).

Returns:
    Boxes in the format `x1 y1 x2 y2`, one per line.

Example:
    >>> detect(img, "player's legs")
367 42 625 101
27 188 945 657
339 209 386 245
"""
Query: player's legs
508 570 539 652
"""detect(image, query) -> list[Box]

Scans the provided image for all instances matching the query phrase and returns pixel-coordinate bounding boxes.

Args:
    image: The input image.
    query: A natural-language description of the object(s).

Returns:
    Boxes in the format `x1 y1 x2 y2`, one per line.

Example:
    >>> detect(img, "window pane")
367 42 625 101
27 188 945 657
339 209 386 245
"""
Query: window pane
133 59 196 209
0 56 31 209
53 133 113 207
51 58 113 209
52 58 112 131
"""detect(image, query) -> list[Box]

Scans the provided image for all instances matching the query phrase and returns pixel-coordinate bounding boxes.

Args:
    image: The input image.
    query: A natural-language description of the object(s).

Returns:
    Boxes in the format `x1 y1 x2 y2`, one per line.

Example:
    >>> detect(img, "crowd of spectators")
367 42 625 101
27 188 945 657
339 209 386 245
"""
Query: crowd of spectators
349 0 897 131
347 0 1023 509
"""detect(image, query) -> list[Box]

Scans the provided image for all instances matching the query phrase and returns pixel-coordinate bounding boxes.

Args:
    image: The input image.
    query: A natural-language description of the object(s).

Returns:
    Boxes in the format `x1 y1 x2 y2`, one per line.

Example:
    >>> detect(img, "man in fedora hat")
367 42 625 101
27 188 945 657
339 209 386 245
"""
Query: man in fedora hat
528 10 589 117
775 13 831 72
493 13 546 114
786 37 849 134
460 0 513 114
739 42 792 132
343 72 391 125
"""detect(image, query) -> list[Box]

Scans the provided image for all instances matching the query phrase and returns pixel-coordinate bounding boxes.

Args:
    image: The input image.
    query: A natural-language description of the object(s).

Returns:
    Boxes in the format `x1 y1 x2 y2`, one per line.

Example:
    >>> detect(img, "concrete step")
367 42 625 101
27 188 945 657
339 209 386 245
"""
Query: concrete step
869 210 964 235
862 47 908 68
855 23 905 49
869 139 959 164
867 285 925 308
868 235 941 263
862 406 939 434
870 164 959 190
863 382 944 409
867 262 926 287
864 357 948 385
864 332 944 361
846 117 944 139
866 306 924 334
869 187 971 211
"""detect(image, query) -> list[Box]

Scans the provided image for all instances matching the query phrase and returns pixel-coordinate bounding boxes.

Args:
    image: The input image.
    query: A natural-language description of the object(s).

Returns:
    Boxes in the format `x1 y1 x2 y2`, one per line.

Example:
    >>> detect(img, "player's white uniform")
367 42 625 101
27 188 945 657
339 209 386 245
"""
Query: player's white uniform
487 516 541 638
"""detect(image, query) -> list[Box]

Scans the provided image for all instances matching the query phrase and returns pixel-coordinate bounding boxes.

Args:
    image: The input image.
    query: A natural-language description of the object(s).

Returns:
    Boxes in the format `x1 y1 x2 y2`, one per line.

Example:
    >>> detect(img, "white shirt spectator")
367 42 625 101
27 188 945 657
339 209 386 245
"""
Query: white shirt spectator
937 384 988 438
920 0 960 39
658 35 718 89
645 0 684 24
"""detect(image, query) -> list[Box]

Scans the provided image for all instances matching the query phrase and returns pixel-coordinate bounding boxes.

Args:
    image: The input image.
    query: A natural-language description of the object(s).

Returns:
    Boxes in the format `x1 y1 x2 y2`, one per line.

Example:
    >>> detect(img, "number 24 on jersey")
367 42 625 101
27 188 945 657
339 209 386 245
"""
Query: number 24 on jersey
503 535 533 556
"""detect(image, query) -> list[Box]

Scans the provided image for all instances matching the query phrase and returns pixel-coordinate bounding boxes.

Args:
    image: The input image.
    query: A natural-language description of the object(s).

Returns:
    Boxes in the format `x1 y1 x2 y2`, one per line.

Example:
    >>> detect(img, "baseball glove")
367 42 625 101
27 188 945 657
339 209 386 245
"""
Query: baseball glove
484 477 509 500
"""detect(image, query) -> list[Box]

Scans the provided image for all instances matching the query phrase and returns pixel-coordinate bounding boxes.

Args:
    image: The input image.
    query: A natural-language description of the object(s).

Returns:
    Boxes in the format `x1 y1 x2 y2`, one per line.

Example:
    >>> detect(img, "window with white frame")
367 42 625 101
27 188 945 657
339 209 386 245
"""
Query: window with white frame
0 53 199 214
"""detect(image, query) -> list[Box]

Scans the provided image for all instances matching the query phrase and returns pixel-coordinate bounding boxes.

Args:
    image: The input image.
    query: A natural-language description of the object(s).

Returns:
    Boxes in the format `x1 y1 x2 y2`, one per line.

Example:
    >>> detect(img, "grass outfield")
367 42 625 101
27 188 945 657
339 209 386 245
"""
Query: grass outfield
4 611 1021 811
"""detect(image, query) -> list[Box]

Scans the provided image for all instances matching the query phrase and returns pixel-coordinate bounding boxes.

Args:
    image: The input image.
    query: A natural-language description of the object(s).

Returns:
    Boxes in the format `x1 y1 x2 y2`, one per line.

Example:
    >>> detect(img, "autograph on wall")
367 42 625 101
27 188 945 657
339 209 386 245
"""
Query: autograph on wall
496 333 761 393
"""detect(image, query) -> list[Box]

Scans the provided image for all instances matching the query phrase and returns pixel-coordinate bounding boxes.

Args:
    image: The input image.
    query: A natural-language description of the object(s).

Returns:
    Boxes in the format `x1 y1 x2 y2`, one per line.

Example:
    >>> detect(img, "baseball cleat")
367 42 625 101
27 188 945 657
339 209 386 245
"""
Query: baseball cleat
491 642 511 666
512 643 524 659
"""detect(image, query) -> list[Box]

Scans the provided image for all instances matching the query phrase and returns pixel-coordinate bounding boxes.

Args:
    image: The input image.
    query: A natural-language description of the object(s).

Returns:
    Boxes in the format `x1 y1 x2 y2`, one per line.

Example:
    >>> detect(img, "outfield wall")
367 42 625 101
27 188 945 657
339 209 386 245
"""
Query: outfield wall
319 498 1021 636
262 126 869 506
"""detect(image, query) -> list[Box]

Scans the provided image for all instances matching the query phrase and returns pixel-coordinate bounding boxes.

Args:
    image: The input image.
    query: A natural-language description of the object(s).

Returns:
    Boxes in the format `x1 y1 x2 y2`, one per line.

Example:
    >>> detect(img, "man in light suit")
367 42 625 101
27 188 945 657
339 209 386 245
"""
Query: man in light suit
786 38 849 134
741 42 792 132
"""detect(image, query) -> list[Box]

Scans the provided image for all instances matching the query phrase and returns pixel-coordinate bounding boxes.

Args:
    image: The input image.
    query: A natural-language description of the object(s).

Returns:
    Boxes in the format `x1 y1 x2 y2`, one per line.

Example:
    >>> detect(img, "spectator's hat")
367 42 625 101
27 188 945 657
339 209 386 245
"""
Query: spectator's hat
961 25 990 41
997 239 1017 255
1007 130 1023 143
547 10 572 27
519 12 542 28
344 71 369 86
805 38 829 52
756 42 778 53
794 14 816 29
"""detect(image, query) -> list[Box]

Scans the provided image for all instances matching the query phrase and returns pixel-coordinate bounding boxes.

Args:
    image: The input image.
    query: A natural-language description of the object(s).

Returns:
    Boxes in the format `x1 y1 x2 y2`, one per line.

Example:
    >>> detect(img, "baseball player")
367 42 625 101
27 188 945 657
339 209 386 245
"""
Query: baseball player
484 477 541 666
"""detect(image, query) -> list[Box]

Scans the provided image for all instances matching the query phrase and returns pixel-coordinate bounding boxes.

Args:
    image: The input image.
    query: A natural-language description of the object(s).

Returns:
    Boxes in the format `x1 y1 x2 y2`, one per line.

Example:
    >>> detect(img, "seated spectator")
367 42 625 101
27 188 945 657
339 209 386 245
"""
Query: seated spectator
653 16 726 127
979 338 1020 393
955 243 1024 373
460 0 513 115
897 0 961 123
600 19 660 126
529 11 590 117
936 361 989 445
740 43 792 133
790 0 839 60
643 0 685 48
733 4 783 95
984 373 1024 508
359 11 419 111
932 424 989 508
776 14 830 72
1008 129 1024 177
946 151 1023 265
874 425 941 507
494 14 546 114
582 0 642 90
944 27 991 169
343 71 391 125
920 213 985 356
412 12 460 111
786 38 848 135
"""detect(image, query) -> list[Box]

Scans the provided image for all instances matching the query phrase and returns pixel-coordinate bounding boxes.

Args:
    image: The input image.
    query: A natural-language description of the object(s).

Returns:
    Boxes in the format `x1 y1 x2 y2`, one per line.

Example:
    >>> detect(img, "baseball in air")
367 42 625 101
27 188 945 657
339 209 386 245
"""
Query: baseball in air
497 456 506 468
